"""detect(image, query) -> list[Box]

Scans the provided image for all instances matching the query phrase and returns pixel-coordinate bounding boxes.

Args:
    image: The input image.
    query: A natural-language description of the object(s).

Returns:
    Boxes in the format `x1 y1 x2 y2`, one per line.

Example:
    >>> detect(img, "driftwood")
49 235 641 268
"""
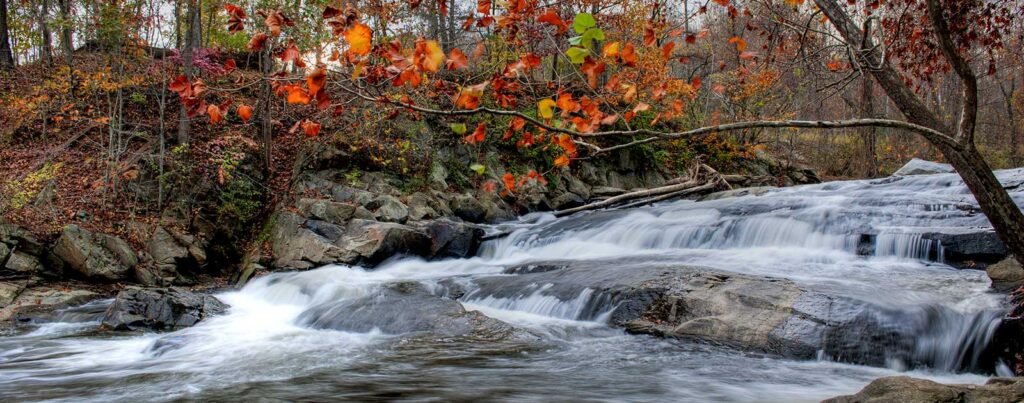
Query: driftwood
553 163 731 217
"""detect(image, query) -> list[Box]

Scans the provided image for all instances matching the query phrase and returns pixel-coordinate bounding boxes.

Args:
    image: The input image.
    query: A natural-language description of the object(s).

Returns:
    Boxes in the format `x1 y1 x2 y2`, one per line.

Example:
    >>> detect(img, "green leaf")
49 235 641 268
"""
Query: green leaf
451 123 467 135
580 27 604 49
568 36 583 46
469 163 486 175
565 47 590 64
573 12 596 35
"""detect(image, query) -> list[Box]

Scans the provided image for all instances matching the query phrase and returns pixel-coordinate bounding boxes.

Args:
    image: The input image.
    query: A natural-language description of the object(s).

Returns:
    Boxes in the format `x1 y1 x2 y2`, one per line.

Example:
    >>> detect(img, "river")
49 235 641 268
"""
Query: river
2 169 1023 402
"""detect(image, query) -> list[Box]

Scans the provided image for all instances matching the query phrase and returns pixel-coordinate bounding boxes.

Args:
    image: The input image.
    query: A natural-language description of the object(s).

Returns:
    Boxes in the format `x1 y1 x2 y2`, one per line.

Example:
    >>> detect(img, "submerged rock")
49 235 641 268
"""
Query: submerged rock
101 287 227 331
824 376 1024 403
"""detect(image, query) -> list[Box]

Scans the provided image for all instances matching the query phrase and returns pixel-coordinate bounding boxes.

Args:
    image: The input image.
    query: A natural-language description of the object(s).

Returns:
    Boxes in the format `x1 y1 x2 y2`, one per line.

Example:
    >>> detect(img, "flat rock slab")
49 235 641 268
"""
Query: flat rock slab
825 376 1024 403
102 287 228 331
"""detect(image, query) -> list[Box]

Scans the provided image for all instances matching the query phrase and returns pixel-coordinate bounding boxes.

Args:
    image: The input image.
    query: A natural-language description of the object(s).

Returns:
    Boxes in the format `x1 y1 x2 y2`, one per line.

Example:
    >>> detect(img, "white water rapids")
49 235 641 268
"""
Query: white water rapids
3 169 1024 401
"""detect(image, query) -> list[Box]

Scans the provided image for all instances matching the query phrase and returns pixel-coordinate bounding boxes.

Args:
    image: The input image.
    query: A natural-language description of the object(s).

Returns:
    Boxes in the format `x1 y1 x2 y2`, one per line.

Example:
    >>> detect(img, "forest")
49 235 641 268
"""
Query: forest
3 0 1024 401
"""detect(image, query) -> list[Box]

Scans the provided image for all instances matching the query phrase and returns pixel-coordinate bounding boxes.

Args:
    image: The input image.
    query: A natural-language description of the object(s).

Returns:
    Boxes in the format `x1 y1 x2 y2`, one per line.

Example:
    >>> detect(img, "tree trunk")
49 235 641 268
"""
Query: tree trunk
38 0 53 67
177 0 200 145
57 0 72 63
0 0 14 70
860 76 878 178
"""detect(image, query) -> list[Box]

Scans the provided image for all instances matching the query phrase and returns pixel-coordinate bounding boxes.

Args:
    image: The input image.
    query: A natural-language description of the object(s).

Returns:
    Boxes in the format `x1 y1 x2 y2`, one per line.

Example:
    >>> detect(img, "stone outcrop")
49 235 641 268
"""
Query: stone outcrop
52 225 137 281
893 158 955 176
987 257 1024 292
1 286 100 322
101 287 227 330
142 226 208 285
824 376 1024 403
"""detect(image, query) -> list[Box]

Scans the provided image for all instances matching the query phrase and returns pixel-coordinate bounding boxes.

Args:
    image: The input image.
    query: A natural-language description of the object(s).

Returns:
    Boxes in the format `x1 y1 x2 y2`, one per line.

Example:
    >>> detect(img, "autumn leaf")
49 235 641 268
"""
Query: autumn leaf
285 86 311 105
454 81 488 109
415 39 445 73
247 32 269 51
301 120 321 137
446 48 469 70
602 42 620 58
661 42 676 59
278 42 301 63
464 122 487 144
345 22 373 56
538 99 556 120
225 4 246 33
537 9 569 34
502 172 516 193
554 155 571 167
477 0 491 15
728 36 747 52
223 59 237 74
207 104 223 124
237 104 253 123
556 92 578 114
322 5 343 19
307 68 327 97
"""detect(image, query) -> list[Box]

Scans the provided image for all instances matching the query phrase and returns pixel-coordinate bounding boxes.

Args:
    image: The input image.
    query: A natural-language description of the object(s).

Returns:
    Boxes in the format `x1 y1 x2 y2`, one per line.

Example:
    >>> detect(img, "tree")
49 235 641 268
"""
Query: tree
0 0 14 70
188 0 1024 266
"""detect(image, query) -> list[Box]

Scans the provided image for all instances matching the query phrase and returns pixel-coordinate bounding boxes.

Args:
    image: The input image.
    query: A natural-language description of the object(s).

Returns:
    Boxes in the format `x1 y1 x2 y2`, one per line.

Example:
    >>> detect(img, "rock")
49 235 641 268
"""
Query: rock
450 193 487 223
270 212 357 270
0 281 26 306
147 226 204 282
52 225 137 281
341 219 431 265
421 219 485 258
924 230 1008 265
297 282 536 342
296 198 357 223
893 158 955 176
429 160 449 190
550 192 585 210
101 287 227 331
987 257 1024 292
1 287 99 322
331 185 374 206
367 195 409 223
3 251 42 275
406 192 439 221
824 376 1024 403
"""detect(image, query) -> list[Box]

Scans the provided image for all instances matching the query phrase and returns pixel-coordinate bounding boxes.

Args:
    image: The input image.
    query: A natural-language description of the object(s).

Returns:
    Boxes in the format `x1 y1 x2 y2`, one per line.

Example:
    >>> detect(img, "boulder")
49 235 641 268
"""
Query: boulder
824 376 1024 403
270 212 358 270
366 195 409 223
146 226 207 283
893 158 955 176
340 219 431 265
591 186 626 198
450 193 487 223
3 251 42 275
296 198 357 223
406 192 439 221
101 287 227 331
297 282 536 342
1 287 99 322
0 281 26 306
52 225 137 281
421 219 485 258
987 257 1024 292
331 185 375 206
924 230 1007 265
550 192 586 210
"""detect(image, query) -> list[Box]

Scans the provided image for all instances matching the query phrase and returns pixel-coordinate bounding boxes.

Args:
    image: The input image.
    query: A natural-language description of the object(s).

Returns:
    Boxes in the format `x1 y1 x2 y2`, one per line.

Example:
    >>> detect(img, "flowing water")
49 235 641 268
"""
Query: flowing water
3 170 1024 402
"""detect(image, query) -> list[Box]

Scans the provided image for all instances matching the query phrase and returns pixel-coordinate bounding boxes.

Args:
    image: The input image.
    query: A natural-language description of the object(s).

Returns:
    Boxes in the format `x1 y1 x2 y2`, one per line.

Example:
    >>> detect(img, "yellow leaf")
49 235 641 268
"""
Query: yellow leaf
345 22 373 56
538 99 556 120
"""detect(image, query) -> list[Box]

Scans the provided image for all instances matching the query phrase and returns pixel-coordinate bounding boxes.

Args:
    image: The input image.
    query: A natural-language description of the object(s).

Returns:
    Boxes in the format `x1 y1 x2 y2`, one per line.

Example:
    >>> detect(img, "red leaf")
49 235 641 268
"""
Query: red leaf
446 48 469 70
301 120 321 137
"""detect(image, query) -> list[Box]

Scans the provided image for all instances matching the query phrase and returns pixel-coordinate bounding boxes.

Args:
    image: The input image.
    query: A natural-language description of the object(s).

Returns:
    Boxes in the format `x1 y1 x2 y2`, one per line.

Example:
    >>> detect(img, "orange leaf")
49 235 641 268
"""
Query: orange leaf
464 122 487 144
301 120 321 137
286 86 311 105
502 172 516 192
661 42 675 59
554 155 570 167
415 39 445 73
477 0 492 15
247 32 269 51
224 58 237 74
446 48 469 70
537 9 569 34
237 104 253 123
207 104 223 124
344 22 373 56
307 68 327 97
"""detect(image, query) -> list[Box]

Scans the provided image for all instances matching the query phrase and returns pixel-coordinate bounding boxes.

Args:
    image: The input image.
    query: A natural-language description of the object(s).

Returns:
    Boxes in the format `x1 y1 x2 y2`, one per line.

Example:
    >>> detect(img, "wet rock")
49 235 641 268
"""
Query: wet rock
1 287 99 322
341 219 431 265
421 219 485 258
893 158 955 176
366 195 409 223
699 186 776 201
450 193 487 223
147 226 206 283
824 376 1024 403
298 282 536 342
550 192 585 210
296 198 357 223
53 225 138 281
0 281 26 306
101 287 227 331
987 257 1024 292
406 193 439 221
924 230 1007 265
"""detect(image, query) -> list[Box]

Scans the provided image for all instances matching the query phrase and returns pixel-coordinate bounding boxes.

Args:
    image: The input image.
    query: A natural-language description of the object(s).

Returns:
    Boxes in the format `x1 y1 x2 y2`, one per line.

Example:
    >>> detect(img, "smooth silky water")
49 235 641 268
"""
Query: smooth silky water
4 170 1024 401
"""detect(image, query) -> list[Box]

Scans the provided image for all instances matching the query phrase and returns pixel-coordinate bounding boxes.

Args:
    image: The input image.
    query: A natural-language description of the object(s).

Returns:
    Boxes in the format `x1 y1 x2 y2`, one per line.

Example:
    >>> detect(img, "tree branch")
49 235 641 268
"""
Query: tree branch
925 0 978 144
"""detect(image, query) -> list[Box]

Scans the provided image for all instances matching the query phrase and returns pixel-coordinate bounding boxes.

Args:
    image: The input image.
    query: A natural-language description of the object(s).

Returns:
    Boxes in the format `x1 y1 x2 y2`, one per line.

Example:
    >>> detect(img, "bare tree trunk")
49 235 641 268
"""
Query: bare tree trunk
860 76 878 177
0 0 14 70
261 45 273 172
1000 76 1019 166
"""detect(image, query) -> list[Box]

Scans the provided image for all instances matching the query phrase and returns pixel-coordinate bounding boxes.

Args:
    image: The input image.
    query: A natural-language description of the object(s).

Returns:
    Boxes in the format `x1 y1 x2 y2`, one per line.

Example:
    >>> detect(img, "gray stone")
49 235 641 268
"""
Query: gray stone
296 198 357 223
298 282 536 342
893 158 955 176
270 212 358 270
1 287 99 321
824 376 1024 403
988 257 1024 292
52 225 137 281
340 219 431 265
0 281 26 306
353 206 376 220
102 287 228 331
450 193 487 223
331 185 375 206
367 195 409 223
421 219 485 258
3 251 42 274
406 192 439 221
550 192 585 210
